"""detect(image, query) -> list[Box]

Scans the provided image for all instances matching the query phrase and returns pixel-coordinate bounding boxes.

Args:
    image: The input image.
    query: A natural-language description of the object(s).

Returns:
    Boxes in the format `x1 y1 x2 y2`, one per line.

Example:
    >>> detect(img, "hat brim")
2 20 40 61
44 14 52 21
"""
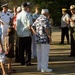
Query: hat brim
62 9 67 11
1 3 8 8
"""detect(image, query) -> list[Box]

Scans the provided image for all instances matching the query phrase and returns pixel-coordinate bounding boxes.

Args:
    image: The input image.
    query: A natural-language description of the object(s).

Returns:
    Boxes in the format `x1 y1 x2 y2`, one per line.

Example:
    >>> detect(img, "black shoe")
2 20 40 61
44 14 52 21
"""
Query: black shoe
15 59 20 63
25 63 34 66
67 42 69 45
69 55 75 57
59 42 64 44
21 63 25 65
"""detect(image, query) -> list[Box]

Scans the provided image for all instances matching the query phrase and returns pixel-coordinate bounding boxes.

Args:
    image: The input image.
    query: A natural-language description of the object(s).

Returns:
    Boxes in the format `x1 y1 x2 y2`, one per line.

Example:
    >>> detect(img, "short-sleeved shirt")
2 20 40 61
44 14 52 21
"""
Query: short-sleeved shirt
33 13 40 20
0 11 13 25
32 15 51 44
61 13 70 28
28 12 33 25
0 11 13 36
16 10 33 37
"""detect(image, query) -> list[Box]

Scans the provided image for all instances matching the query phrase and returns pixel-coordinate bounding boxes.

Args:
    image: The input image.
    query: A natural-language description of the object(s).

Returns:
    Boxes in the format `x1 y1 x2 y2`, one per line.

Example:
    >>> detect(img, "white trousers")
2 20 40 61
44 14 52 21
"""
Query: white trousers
36 44 50 70
31 34 37 57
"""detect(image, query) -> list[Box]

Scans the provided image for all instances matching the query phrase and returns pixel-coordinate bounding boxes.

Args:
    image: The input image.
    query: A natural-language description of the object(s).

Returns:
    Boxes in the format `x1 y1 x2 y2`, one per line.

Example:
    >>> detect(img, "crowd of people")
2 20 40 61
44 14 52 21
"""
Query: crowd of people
0 2 75 75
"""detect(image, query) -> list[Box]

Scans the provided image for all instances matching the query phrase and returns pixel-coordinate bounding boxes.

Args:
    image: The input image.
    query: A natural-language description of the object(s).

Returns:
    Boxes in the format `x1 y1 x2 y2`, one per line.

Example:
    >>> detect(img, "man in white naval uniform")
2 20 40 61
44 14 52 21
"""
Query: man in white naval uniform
0 3 13 45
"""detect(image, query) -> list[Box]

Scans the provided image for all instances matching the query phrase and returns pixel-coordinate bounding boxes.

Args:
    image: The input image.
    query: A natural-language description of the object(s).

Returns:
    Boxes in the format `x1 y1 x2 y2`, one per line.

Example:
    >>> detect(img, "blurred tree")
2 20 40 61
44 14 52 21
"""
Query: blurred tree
0 0 75 26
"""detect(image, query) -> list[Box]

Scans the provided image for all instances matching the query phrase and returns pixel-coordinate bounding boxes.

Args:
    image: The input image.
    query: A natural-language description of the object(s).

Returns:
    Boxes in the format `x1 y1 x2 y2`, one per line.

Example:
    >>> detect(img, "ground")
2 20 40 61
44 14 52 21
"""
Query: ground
0 27 75 75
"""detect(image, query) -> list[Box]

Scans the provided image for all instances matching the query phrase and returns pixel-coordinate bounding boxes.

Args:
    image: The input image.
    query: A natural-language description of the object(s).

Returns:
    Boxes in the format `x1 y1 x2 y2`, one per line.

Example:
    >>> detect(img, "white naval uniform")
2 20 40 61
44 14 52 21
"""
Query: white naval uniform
0 11 13 45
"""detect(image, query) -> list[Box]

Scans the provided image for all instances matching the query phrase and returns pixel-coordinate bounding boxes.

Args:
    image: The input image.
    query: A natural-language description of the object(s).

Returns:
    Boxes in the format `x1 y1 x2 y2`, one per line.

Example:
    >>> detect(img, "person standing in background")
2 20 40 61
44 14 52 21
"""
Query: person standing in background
48 14 53 26
48 13 53 42
31 6 40 58
13 6 17 17
16 2 33 66
69 5 75 57
59 8 70 44
13 6 22 62
5 27 15 74
33 6 40 22
0 3 13 46
12 6 17 29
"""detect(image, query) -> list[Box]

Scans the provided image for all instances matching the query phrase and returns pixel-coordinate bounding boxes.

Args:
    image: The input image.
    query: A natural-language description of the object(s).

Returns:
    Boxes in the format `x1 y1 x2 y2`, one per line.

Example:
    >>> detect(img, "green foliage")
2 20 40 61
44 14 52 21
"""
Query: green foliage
0 0 75 26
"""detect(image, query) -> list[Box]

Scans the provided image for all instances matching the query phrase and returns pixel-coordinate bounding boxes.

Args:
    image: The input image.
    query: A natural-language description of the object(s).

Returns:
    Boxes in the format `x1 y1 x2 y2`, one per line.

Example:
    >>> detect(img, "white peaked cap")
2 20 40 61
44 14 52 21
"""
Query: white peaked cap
1 3 8 7
41 9 49 14
17 7 21 12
